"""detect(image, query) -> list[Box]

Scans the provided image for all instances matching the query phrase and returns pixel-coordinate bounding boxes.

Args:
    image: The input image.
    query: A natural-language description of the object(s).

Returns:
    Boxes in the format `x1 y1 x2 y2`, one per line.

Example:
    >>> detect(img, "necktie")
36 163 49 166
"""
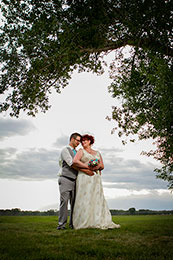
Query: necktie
73 149 77 155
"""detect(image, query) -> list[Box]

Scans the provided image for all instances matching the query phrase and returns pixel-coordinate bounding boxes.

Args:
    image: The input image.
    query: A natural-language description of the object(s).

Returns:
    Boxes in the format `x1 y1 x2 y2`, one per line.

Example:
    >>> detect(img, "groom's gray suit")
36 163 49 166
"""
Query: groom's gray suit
58 147 78 229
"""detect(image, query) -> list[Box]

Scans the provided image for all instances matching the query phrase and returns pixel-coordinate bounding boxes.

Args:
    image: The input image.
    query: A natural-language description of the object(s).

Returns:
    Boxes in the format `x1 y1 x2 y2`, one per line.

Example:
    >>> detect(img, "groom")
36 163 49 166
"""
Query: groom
57 132 94 230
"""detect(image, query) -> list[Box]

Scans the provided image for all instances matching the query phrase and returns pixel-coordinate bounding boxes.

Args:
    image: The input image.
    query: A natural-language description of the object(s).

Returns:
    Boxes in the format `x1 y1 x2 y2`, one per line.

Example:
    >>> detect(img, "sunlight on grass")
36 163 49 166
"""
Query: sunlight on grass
0 215 173 259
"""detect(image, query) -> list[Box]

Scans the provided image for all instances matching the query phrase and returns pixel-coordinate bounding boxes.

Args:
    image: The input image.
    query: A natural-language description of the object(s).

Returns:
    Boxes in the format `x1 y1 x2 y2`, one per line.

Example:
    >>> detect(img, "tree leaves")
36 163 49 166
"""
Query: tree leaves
0 0 172 187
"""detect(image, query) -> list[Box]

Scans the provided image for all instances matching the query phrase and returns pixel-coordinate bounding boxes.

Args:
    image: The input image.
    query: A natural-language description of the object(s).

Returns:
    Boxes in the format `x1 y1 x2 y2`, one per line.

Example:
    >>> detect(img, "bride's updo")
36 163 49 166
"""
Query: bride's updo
81 134 95 145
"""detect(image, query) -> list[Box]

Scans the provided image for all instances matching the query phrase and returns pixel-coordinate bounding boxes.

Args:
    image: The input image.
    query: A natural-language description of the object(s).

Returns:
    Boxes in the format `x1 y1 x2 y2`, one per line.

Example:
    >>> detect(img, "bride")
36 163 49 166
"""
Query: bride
72 134 120 230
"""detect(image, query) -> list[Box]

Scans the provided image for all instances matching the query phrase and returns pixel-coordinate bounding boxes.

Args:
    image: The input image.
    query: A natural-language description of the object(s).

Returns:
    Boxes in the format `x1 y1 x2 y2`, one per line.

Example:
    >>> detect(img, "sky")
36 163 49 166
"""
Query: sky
0 52 172 212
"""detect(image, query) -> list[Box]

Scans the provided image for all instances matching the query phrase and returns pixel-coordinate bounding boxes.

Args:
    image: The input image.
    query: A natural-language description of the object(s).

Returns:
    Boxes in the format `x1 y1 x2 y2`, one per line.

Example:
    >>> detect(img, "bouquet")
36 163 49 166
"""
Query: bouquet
88 158 100 167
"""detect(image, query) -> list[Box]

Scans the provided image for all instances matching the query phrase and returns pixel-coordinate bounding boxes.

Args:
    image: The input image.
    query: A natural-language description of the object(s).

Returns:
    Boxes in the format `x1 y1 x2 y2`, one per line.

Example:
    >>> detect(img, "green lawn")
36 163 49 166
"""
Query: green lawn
0 215 173 259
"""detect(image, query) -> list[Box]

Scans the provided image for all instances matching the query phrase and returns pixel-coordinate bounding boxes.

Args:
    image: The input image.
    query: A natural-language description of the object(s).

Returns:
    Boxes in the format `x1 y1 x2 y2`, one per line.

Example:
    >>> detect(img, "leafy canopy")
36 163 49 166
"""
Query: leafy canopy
0 0 172 188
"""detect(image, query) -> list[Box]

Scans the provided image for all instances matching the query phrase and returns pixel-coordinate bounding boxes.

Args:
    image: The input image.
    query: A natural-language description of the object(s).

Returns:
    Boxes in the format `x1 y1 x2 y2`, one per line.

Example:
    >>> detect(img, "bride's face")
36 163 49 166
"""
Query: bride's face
81 139 90 148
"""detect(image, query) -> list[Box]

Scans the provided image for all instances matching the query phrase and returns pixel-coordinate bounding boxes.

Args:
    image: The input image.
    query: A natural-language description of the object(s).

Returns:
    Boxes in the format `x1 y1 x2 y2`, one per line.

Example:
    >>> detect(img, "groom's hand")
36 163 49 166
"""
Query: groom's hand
73 166 94 176
87 170 95 176
82 169 94 176
89 165 100 171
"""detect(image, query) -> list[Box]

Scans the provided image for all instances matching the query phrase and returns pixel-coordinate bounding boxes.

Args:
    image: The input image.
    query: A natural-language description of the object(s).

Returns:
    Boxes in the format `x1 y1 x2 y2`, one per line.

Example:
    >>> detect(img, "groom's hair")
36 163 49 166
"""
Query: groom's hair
70 132 82 141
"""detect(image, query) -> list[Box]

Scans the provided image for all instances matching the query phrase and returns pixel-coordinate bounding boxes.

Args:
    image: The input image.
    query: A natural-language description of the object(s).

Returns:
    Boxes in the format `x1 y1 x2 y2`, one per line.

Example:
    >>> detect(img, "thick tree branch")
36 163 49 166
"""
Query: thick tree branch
79 39 173 57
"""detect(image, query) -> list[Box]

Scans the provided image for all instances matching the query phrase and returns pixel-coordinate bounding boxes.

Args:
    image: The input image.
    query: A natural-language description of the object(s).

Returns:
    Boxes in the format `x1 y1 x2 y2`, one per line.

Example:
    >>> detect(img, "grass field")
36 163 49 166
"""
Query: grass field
0 215 173 260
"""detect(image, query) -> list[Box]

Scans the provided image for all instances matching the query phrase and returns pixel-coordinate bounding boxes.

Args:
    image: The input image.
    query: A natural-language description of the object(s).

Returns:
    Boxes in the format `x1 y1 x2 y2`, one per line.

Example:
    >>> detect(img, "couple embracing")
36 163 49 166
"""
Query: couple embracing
57 132 120 230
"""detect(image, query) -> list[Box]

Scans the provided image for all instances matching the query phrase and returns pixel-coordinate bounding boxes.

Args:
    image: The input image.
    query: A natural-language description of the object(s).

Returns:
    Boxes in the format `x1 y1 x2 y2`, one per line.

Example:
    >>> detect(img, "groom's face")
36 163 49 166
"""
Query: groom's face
72 136 81 148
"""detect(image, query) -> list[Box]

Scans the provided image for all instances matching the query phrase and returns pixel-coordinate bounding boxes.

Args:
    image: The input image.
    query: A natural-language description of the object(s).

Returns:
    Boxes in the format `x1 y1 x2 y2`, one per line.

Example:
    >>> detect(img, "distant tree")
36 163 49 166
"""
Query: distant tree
46 209 57 216
11 208 21 215
129 208 136 215
0 0 172 188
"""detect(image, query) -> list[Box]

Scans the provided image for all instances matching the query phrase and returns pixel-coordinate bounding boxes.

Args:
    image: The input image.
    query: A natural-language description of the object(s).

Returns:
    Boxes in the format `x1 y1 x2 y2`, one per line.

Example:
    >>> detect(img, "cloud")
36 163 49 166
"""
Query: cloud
99 147 124 153
106 189 173 210
0 145 168 191
0 148 17 163
99 149 168 189
53 135 69 148
0 148 60 180
0 118 35 140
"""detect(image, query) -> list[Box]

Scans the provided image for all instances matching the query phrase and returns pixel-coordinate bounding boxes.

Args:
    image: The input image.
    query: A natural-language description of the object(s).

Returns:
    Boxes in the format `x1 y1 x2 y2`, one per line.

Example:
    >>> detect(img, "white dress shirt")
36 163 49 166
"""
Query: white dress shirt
58 145 75 176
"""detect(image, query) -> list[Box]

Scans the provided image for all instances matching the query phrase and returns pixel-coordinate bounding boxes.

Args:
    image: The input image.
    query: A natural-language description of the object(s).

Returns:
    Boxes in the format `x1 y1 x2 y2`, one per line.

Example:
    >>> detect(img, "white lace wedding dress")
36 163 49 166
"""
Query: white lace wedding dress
73 149 120 229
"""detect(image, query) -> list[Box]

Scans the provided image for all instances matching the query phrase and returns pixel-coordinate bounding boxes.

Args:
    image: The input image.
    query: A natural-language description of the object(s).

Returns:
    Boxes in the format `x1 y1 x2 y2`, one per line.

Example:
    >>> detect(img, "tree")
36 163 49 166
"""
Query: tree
0 0 172 187
128 208 136 215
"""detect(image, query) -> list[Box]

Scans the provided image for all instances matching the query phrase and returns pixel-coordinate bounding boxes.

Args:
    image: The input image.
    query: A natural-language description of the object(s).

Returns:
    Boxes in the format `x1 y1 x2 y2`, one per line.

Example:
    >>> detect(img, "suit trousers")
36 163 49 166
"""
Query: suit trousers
58 176 76 228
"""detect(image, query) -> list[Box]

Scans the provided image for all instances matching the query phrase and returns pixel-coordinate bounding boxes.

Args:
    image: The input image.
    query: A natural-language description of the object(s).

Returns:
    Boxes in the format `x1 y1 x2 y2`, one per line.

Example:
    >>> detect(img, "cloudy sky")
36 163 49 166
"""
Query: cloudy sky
0 50 172 211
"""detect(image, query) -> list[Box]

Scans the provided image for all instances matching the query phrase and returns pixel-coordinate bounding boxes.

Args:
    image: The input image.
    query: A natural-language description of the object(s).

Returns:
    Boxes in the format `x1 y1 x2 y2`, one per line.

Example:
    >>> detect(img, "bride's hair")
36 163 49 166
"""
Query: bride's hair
81 134 95 145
